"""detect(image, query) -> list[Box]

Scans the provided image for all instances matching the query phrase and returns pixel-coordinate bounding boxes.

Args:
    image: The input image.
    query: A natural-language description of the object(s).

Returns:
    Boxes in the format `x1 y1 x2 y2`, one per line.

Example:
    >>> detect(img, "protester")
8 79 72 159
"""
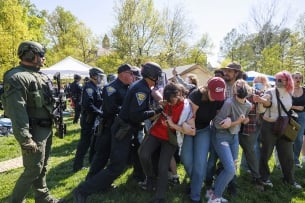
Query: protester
73 62 163 203
172 67 198 95
138 82 195 203
208 79 252 203
180 77 226 203
239 74 270 190
291 72 305 168
1 41 64 203
72 67 104 172
254 70 302 189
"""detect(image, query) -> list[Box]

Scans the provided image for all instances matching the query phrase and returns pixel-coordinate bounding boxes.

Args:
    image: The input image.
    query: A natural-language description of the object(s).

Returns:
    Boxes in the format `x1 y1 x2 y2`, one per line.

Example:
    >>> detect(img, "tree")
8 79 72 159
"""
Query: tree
111 0 163 66
43 6 100 65
0 0 44 78
159 5 192 66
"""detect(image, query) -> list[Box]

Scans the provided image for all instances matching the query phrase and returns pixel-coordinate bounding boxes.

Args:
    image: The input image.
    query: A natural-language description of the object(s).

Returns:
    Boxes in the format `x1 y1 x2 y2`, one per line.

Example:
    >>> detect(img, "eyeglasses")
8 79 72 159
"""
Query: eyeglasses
293 76 302 80
276 79 287 83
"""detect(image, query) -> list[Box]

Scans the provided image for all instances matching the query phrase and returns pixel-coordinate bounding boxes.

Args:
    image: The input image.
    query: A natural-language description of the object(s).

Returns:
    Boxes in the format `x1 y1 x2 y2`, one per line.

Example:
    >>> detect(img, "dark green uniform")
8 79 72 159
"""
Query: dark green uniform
2 65 57 203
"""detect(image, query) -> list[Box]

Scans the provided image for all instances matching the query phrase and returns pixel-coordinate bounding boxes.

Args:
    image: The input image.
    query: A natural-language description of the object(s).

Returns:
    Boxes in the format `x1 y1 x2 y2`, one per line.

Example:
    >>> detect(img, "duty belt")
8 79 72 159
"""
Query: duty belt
29 118 53 128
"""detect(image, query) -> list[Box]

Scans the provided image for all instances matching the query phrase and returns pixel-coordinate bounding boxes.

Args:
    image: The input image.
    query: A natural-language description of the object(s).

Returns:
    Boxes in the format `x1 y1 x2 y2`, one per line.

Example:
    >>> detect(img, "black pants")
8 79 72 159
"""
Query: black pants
77 121 135 196
138 135 177 199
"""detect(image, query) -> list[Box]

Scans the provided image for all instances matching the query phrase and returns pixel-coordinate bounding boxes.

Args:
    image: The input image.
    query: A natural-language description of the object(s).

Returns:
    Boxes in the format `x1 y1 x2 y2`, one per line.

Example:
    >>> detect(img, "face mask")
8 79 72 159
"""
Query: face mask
254 83 263 90
236 86 248 99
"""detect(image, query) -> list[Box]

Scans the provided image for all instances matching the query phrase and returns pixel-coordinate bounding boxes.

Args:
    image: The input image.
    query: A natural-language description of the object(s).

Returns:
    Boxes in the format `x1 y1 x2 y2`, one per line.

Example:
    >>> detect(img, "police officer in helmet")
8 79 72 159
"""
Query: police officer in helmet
73 67 104 172
73 62 163 203
1 41 64 203
86 64 135 179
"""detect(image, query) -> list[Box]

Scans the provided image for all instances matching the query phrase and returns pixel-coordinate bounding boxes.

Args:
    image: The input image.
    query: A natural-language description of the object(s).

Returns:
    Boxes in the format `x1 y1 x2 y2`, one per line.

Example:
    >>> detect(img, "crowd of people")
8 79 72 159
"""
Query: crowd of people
2 40 305 203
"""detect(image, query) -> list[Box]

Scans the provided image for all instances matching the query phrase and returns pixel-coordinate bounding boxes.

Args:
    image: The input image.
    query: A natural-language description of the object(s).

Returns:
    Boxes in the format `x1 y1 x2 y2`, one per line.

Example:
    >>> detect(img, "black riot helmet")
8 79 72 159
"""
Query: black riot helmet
17 41 45 61
141 62 162 82
89 67 104 78
74 74 81 80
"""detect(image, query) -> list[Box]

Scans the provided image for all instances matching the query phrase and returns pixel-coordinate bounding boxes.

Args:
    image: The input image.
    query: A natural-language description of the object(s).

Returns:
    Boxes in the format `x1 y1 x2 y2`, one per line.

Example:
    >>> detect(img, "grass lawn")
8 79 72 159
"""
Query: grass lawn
0 116 305 203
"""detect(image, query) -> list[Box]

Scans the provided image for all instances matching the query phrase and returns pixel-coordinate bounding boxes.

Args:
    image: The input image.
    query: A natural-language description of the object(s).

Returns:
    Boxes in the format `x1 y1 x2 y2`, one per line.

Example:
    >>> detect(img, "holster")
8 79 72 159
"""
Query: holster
112 117 132 141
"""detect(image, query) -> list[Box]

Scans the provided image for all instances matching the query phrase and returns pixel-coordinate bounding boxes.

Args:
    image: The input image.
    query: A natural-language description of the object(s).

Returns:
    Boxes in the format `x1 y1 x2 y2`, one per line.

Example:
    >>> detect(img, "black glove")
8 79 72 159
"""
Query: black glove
154 105 163 114
21 138 38 153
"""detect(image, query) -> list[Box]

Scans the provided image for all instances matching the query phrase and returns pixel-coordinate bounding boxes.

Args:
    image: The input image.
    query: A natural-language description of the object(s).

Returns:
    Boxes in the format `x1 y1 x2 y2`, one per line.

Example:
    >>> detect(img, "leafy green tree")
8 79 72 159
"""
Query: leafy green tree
0 0 44 78
43 6 99 65
112 0 163 66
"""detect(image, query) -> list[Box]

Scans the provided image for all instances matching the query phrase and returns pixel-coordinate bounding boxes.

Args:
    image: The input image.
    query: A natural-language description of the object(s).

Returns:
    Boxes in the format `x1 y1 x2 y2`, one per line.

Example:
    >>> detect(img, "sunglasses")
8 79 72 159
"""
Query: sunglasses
38 52 45 58
276 79 287 83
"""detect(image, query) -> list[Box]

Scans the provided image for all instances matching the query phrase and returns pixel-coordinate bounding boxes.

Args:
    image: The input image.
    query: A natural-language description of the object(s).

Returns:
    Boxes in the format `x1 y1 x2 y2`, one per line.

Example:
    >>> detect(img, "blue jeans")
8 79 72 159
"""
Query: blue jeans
293 112 305 164
181 127 211 201
212 129 239 198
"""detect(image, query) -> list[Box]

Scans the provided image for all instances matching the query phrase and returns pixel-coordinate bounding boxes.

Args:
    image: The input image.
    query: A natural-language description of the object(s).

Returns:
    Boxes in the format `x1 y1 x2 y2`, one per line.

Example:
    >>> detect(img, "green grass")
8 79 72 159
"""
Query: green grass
0 116 305 203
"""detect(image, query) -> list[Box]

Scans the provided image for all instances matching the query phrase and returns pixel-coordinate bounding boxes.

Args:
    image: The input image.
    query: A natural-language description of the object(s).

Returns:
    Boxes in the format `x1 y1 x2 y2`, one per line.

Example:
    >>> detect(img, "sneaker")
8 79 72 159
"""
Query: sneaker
208 197 221 203
138 178 156 192
221 197 228 203
295 163 303 169
168 176 180 185
292 182 303 189
205 189 214 199
262 179 273 187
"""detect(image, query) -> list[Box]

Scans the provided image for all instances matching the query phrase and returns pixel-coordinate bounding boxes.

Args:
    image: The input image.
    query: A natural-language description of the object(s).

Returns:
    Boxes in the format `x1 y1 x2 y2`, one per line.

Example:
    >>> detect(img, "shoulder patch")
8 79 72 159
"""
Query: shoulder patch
136 92 147 106
86 88 94 97
4 83 11 92
106 86 116 96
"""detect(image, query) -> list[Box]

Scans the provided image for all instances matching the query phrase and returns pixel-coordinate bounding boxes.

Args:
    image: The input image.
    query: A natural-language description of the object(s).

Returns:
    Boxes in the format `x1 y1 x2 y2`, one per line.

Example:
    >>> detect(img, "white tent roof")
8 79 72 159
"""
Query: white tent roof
40 56 91 79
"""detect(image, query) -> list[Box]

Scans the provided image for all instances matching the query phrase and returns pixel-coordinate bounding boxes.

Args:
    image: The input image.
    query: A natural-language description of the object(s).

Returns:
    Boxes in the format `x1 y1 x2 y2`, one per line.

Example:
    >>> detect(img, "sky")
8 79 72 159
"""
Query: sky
30 0 304 66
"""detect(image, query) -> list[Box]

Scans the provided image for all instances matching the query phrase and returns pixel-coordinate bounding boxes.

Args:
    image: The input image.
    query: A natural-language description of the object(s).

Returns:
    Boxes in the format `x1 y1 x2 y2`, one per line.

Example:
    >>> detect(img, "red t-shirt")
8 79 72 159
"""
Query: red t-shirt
150 100 184 141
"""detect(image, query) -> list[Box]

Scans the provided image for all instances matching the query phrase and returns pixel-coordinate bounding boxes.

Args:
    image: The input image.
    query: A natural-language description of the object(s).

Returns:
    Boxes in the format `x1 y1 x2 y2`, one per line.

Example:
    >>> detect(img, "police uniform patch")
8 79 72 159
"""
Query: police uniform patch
86 88 94 97
136 92 147 106
106 86 116 96
4 84 11 92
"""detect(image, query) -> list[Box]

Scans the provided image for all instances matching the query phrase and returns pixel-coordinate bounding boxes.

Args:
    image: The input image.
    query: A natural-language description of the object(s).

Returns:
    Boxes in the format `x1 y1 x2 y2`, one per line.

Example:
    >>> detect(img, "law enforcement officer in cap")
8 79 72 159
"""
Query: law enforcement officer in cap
73 62 163 203
1 41 64 203
70 74 83 124
73 67 104 172
86 64 135 179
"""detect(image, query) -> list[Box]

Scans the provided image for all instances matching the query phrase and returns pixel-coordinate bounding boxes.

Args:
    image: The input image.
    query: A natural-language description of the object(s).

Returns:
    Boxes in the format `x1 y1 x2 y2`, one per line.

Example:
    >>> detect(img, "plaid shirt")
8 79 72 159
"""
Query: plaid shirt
240 95 258 135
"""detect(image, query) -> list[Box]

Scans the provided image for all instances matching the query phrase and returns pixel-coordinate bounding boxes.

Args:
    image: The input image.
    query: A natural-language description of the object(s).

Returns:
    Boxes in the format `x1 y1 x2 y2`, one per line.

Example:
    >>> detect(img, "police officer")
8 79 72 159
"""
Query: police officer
1 41 64 203
70 74 82 124
73 67 103 172
73 62 163 203
86 64 135 179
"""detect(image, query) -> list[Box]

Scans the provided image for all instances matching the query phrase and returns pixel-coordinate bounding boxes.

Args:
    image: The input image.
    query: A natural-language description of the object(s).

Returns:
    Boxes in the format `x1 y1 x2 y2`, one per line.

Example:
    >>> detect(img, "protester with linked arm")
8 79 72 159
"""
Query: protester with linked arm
180 77 226 203
138 82 195 203
254 70 302 189
208 79 252 203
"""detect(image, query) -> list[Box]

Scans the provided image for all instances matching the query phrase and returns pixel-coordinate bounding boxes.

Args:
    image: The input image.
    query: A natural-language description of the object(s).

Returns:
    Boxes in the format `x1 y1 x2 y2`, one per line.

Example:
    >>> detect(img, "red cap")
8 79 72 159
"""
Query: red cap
208 77 226 101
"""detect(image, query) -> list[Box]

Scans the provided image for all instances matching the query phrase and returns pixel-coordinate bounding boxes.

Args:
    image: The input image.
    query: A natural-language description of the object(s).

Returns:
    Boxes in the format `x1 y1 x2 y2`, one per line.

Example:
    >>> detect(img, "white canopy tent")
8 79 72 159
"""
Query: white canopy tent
40 56 91 79
246 71 275 82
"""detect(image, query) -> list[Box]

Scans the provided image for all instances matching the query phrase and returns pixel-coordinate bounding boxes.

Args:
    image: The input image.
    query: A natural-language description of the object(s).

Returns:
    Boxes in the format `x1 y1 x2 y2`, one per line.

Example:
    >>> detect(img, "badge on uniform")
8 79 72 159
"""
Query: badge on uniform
106 86 116 96
136 92 147 106
86 88 94 97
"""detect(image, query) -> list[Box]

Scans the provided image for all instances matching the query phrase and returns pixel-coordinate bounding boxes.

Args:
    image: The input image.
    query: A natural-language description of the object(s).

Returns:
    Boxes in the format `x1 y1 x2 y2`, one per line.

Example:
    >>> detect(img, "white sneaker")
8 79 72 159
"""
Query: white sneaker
292 182 303 189
208 197 221 203
221 197 228 203
205 189 213 199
